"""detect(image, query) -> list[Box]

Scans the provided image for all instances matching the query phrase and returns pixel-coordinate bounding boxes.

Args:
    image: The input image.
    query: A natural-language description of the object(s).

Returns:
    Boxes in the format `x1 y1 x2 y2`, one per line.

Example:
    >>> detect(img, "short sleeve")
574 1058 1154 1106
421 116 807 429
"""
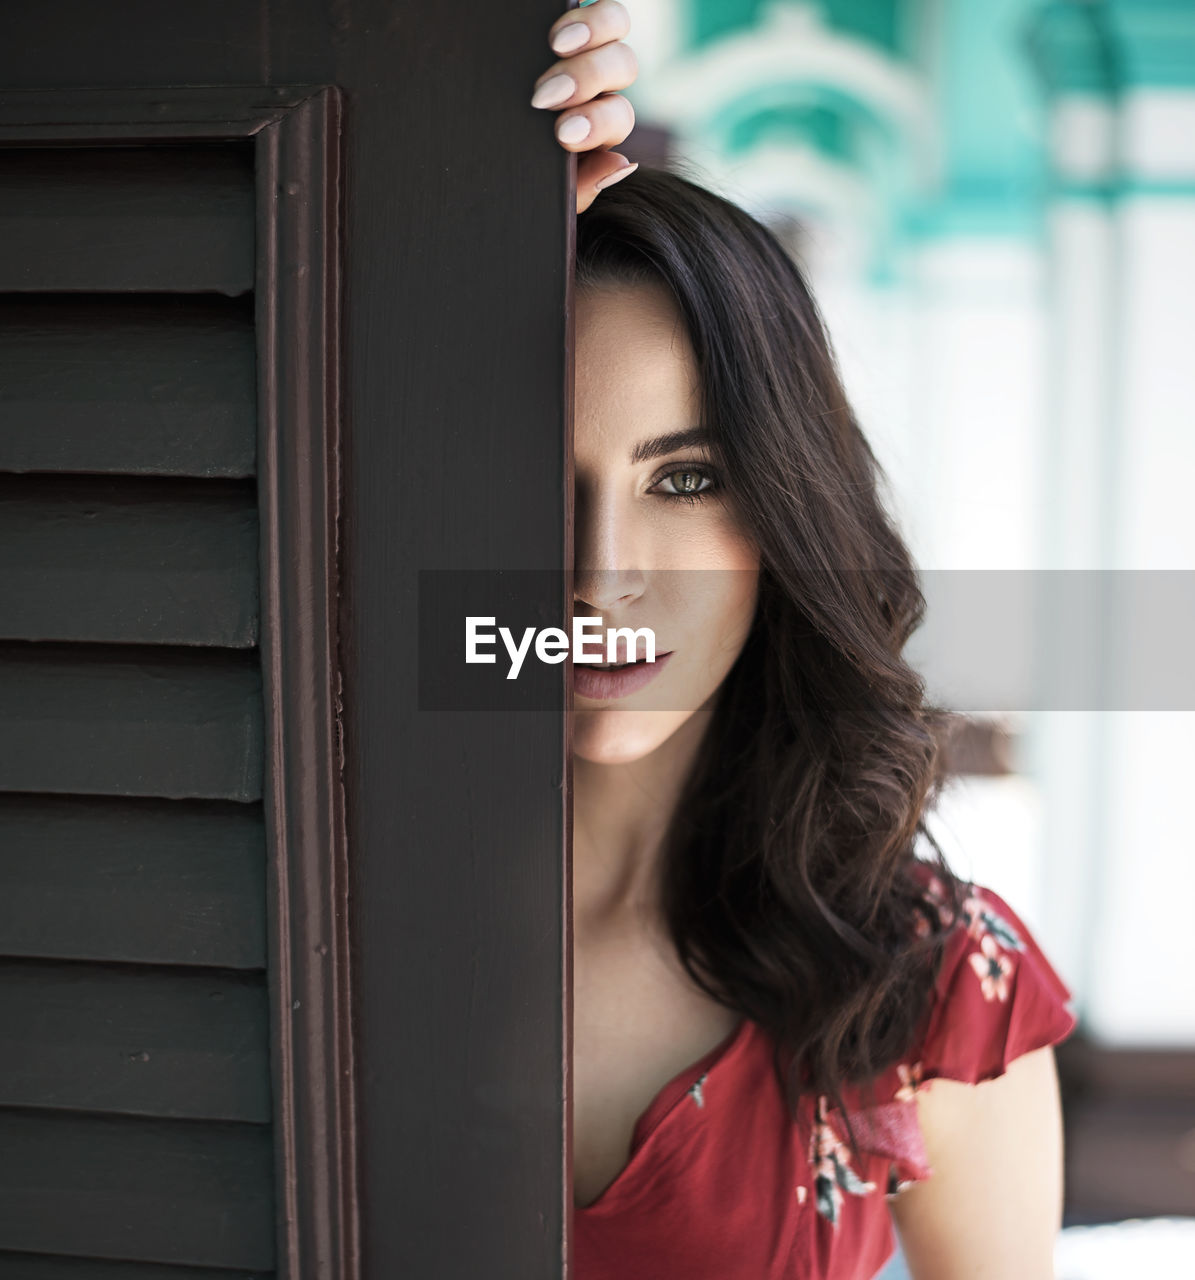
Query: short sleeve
843 879 1079 1194
916 882 1078 1087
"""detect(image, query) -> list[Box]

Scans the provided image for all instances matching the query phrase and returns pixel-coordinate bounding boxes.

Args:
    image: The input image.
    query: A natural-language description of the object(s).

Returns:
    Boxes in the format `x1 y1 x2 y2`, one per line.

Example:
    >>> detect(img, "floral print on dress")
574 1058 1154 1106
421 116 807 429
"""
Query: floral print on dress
969 932 1015 1002
885 1165 918 1198
688 1071 708 1109
960 890 1025 952
809 1095 876 1225
797 876 1072 1230
893 1060 924 1102
921 873 1026 1002
921 874 1023 946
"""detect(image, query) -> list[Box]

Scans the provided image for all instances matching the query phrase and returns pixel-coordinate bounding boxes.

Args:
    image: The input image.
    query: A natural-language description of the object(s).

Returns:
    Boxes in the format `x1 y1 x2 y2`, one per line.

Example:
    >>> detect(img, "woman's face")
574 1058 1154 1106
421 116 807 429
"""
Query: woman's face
572 280 760 765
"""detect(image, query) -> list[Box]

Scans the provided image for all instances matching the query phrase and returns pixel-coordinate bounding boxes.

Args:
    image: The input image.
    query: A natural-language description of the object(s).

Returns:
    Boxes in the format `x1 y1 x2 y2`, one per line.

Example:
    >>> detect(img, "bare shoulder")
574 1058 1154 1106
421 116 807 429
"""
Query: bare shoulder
889 1045 1064 1280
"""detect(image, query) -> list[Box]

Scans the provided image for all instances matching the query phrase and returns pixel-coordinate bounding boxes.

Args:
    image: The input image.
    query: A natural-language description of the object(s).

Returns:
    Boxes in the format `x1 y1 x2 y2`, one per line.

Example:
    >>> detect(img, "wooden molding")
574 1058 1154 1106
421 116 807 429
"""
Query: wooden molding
256 87 357 1280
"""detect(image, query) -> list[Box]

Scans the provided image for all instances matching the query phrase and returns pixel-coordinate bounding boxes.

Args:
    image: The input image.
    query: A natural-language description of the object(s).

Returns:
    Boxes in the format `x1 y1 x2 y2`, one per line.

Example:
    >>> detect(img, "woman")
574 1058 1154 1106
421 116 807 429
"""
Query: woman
533 5 1077 1278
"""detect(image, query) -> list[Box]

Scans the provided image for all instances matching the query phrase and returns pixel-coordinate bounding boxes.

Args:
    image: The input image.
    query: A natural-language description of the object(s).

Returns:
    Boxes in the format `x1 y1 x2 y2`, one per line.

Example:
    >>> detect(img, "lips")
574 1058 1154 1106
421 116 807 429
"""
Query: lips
572 650 673 701
592 635 662 665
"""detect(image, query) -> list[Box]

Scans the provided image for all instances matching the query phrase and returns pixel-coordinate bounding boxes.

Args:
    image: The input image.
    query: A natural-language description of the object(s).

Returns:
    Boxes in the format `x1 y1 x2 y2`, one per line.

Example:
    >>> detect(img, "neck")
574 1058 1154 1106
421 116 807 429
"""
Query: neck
571 703 713 934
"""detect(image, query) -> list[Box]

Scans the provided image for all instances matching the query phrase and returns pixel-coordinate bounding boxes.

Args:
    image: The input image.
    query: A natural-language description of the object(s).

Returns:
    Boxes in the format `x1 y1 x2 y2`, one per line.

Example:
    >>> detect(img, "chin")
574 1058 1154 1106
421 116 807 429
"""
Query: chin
571 707 695 765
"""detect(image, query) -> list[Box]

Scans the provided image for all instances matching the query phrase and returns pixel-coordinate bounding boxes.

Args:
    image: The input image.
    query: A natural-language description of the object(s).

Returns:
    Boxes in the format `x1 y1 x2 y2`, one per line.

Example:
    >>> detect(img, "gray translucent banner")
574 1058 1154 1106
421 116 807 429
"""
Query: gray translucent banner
417 569 1195 713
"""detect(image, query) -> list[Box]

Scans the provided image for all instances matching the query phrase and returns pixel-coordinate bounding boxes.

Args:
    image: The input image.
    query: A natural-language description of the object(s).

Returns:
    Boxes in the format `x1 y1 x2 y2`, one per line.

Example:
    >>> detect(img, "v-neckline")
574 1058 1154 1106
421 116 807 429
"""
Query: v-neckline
574 1016 751 1213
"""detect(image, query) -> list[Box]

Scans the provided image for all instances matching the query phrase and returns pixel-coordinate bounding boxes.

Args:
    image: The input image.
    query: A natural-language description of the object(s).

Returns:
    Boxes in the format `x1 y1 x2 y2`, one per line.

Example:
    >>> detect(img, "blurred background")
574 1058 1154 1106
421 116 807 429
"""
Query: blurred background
609 0 1195 1270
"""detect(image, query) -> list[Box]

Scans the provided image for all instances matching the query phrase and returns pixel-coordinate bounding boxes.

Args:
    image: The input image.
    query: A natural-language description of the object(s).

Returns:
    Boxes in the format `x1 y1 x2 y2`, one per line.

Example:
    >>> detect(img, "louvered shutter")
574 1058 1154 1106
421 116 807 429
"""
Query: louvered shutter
0 90 349 1280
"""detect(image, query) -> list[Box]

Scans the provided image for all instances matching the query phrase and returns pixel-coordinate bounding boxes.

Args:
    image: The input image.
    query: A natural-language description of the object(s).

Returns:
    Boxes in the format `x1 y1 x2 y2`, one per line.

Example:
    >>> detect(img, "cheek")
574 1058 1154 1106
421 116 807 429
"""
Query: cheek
720 558 760 619
661 514 757 571
669 564 760 657
709 527 761 645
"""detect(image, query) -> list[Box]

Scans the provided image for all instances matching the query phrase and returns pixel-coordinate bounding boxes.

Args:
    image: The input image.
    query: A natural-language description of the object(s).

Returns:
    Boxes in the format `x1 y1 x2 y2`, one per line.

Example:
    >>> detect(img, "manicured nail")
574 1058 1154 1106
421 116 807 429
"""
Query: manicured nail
557 115 592 145
531 73 576 110
551 22 590 54
594 163 638 191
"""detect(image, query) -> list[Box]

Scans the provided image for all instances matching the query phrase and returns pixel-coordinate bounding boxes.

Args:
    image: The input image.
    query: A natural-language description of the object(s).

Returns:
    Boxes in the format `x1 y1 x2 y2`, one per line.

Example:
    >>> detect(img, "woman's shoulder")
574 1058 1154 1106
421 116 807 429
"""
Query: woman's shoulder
820 866 1078 1200
907 868 1078 1090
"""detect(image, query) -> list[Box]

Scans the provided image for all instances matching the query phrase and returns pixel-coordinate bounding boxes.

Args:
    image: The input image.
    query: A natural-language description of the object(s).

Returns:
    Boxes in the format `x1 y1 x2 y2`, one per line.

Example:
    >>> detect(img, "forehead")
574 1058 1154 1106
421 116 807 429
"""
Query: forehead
575 281 701 440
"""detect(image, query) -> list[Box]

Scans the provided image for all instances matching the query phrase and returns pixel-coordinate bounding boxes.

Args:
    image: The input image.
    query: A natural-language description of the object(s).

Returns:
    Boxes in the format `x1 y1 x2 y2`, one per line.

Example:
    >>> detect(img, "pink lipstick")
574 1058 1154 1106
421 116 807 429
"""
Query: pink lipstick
572 651 673 701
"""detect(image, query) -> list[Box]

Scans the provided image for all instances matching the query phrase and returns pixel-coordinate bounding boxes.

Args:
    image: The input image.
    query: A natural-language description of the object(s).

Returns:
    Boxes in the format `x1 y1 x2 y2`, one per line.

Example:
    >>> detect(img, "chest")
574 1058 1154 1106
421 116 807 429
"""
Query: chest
571 926 740 1210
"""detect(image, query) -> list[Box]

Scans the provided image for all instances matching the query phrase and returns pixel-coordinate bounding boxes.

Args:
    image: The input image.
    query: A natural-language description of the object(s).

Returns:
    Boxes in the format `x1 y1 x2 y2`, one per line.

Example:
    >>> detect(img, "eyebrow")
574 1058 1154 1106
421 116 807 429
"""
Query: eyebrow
628 427 713 466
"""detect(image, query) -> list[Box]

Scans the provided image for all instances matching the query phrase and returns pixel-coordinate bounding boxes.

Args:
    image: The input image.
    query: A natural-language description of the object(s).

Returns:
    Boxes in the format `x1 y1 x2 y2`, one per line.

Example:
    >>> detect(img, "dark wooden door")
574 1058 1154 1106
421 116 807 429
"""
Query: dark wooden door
0 5 573 1278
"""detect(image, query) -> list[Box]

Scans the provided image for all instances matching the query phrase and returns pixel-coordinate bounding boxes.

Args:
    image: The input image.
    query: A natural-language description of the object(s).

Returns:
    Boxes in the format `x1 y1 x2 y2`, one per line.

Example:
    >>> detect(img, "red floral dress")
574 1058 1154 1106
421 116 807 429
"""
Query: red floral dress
572 876 1077 1280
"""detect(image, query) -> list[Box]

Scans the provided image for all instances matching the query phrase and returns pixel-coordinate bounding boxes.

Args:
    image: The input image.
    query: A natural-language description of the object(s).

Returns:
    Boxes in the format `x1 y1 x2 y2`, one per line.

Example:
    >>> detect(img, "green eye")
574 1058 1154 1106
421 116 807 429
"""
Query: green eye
654 466 718 504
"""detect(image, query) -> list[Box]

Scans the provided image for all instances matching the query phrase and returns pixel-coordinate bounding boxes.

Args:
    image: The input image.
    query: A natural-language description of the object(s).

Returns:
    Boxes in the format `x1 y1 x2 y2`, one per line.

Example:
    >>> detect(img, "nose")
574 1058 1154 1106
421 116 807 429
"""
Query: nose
573 567 644 613
572 482 646 611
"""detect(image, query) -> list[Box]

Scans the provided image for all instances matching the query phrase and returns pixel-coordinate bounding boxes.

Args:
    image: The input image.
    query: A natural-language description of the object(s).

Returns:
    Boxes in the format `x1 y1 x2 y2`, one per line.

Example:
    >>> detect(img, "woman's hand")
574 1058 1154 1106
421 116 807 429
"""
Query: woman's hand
531 1 639 214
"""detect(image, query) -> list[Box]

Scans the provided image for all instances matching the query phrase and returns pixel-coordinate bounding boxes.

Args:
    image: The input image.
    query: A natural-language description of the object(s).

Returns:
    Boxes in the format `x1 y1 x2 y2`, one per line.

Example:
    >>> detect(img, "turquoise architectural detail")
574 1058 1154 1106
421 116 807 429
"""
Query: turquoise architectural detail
726 101 853 159
690 0 904 56
715 80 904 162
657 1 1195 268
1104 0 1195 88
1024 0 1195 96
1025 1 1195 200
672 1 1057 251
1024 0 1117 96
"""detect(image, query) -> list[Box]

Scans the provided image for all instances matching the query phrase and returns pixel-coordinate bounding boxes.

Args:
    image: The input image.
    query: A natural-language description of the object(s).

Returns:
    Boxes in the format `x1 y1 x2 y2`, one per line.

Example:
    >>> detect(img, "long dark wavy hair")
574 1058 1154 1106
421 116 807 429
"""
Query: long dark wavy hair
575 165 971 1147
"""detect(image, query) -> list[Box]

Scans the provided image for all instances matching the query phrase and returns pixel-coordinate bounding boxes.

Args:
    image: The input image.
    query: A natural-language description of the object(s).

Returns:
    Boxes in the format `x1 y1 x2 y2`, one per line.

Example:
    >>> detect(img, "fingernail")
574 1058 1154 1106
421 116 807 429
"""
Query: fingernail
594 163 638 191
531 73 576 110
551 22 590 54
557 115 592 145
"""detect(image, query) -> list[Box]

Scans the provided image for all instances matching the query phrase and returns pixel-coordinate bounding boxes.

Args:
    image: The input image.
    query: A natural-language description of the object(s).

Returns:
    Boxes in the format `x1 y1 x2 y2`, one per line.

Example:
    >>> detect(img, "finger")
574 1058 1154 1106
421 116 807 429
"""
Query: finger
548 0 630 57
554 91 635 153
531 40 639 111
576 152 637 214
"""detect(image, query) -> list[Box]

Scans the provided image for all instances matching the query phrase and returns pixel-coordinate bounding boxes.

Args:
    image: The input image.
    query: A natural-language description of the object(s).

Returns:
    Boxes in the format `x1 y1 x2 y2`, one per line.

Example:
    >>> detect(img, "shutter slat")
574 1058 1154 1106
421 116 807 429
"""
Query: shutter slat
0 475 258 646
0 960 270 1122
0 643 263 800
0 296 256 478
0 127 280 1268
0 795 265 968
0 1252 269 1280
0 1110 274 1270
0 147 254 294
